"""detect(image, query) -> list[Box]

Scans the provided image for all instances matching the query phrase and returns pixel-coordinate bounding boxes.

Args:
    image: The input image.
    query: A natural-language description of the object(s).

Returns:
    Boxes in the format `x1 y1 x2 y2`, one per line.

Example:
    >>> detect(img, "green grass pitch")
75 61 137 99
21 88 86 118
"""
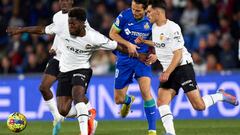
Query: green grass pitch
1 120 240 135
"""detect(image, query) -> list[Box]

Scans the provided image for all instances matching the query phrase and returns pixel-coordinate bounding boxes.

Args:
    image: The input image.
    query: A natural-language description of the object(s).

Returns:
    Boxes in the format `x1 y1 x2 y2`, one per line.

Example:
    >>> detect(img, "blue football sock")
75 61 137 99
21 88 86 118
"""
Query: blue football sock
144 99 157 131
124 95 132 105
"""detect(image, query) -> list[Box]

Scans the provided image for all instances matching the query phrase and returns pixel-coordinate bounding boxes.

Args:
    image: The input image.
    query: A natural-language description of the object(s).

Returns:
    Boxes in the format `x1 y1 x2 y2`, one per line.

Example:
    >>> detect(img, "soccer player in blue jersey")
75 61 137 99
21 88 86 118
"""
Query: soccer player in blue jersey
109 0 157 134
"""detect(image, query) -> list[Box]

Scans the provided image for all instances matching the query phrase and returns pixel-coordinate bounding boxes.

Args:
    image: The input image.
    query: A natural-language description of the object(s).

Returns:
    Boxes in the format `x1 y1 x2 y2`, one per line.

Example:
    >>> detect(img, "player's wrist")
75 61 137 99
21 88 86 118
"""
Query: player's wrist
164 70 171 75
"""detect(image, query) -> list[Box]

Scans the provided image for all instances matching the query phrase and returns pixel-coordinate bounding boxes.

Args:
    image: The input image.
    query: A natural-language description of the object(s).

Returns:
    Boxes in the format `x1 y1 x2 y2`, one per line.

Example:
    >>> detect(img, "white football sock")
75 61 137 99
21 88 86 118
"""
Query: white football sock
66 106 77 118
86 101 93 110
202 93 223 108
45 98 61 120
158 105 176 135
75 102 88 135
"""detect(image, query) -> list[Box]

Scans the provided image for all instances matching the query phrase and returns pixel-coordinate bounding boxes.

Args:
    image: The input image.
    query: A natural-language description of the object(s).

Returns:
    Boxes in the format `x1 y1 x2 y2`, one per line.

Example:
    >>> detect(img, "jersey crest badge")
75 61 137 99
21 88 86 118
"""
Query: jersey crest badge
144 22 150 30
160 33 164 41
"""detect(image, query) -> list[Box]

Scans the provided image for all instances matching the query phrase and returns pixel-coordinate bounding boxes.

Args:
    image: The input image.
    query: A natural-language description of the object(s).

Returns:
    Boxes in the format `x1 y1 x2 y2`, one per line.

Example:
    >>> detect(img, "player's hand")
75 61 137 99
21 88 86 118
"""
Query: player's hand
135 36 144 44
160 72 170 83
6 27 22 36
138 53 148 62
145 54 157 65
127 43 139 57
49 49 56 56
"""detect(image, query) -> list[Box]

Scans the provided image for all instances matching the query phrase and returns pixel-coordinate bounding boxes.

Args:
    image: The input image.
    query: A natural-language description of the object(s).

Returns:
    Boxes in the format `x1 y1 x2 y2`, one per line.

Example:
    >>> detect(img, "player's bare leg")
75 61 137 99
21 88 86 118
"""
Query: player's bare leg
114 86 135 118
138 77 157 135
72 85 89 135
186 88 239 111
39 74 63 135
157 88 176 135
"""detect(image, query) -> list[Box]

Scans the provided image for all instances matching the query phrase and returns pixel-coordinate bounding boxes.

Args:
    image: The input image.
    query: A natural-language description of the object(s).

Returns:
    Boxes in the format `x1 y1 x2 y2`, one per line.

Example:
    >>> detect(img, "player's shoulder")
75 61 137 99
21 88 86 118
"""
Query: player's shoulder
167 20 181 32
53 11 62 19
119 8 131 17
85 28 101 40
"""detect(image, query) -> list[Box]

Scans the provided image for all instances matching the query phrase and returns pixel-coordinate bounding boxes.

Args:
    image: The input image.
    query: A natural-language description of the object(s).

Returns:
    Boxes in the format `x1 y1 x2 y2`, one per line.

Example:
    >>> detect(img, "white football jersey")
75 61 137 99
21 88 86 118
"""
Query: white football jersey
152 20 193 71
45 24 117 72
50 11 93 61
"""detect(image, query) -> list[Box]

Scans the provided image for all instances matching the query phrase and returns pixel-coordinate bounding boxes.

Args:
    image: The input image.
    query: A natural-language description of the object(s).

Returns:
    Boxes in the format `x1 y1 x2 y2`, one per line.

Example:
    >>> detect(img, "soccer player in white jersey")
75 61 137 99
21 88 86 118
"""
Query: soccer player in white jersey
44 7 128 135
6 1 97 135
135 0 239 135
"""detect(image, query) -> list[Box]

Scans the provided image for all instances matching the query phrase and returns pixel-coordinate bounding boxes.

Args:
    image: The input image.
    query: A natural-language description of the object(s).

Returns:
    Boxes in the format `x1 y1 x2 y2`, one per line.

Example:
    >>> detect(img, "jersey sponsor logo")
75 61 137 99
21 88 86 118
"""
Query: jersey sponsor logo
124 28 150 37
154 42 165 48
144 22 150 30
66 46 89 54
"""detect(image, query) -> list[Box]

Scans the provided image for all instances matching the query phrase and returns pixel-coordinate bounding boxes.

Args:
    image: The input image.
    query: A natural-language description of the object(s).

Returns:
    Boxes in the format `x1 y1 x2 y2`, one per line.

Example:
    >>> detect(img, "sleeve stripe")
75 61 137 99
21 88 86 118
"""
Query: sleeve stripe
113 24 121 32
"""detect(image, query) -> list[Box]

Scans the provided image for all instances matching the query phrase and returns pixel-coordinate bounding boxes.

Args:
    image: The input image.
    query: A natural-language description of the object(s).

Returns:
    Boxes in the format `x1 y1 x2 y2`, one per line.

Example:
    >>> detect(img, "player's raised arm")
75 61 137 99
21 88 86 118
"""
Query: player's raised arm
6 26 46 36
6 23 60 36
135 36 155 47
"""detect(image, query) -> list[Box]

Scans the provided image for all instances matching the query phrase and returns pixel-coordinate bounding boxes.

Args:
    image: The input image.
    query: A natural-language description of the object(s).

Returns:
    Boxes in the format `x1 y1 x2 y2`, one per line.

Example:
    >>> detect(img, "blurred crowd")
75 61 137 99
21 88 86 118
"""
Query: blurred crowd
0 0 239 75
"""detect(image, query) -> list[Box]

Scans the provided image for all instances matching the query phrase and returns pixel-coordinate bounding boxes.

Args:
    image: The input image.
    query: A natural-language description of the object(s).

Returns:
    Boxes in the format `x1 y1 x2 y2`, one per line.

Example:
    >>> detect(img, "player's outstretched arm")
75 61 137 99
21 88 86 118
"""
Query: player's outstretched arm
6 26 46 36
109 25 139 57
115 44 138 56
135 36 155 47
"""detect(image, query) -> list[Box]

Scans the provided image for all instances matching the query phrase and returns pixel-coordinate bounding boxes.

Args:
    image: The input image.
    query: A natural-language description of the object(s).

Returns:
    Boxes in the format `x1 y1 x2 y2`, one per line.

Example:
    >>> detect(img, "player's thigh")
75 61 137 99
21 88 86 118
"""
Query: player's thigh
186 88 205 110
114 63 134 90
40 58 59 89
71 69 92 103
157 88 176 106
56 71 72 98
134 60 152 80
40 74 57 89
44 58 60 77
57 96 72 116
137 76 152 101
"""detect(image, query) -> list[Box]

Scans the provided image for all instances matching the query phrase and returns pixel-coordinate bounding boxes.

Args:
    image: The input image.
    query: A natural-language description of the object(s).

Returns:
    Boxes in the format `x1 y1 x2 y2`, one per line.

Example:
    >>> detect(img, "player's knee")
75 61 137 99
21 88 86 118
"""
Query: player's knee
58 108 69 117
192 103 206 111
157 98 168 107
39 83 49 92
114 96 125 104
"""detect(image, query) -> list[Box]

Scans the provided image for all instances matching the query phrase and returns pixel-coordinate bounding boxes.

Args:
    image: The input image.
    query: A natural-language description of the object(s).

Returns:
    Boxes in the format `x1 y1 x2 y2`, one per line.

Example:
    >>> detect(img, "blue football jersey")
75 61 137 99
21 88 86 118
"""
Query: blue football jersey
113 8 152 60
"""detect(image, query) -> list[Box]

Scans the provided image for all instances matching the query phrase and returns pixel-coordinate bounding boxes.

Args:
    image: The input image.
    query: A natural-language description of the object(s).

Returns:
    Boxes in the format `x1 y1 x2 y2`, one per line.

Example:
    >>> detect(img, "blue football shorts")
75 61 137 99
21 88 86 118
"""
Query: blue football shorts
114 58 152 89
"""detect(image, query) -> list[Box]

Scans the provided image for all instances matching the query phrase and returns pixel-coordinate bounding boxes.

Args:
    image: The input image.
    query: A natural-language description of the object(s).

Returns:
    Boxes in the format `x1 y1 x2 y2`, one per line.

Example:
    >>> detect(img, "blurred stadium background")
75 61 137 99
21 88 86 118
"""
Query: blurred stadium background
0 0 240 135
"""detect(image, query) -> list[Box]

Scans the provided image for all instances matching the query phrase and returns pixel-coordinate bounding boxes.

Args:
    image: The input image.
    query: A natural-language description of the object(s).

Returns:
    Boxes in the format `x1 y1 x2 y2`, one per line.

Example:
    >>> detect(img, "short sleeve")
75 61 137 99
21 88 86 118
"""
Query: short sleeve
91 31 117 50
113 10 127 32
45 23 63 36
170 25 184 51
45 23 56 34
